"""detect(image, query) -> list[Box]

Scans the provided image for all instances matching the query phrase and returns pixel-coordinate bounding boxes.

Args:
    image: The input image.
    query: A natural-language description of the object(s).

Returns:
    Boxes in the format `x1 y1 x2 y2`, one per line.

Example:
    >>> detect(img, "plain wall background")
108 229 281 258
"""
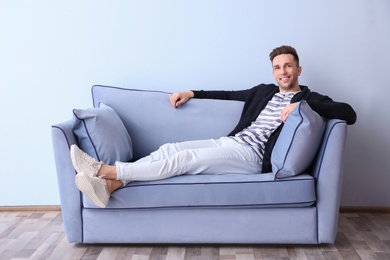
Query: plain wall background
0 0 389 207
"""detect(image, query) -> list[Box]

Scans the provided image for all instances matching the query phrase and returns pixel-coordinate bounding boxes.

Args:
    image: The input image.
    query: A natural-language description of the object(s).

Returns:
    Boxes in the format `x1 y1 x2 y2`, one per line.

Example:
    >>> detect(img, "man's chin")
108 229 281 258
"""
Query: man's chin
278 84 293 90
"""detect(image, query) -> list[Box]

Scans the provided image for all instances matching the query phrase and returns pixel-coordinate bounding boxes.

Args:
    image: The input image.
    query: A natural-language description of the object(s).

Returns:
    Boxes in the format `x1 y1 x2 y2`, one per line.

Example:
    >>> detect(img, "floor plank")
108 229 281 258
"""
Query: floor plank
0 211 389 259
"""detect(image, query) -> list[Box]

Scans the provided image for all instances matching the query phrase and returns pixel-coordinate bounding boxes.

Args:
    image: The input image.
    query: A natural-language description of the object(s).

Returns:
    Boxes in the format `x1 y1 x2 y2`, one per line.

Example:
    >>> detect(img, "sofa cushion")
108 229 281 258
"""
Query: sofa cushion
72 103 133 165
81 173 316 209
272 100 325 179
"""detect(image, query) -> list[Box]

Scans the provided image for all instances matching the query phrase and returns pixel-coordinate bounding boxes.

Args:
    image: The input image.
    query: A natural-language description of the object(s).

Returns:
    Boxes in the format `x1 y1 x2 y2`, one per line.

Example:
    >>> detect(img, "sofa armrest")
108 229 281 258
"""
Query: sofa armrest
313 119 348 243
51 120 83 243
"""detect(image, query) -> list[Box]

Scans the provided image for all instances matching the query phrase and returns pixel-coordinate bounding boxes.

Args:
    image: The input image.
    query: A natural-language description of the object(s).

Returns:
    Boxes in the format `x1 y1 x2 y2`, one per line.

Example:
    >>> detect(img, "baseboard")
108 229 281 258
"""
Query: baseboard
0 205 389 213
340 206 390 213
0 205 61 212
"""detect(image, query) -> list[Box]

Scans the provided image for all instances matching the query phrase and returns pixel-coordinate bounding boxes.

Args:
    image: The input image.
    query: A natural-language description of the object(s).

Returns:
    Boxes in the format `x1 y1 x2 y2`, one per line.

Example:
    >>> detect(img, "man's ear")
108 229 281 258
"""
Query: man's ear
297 66 302 76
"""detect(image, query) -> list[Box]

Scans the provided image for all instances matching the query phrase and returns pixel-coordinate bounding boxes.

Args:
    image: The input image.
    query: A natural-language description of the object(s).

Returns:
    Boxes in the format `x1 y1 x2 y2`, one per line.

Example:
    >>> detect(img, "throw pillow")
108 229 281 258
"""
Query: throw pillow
72 103 133 165
272 100 325 179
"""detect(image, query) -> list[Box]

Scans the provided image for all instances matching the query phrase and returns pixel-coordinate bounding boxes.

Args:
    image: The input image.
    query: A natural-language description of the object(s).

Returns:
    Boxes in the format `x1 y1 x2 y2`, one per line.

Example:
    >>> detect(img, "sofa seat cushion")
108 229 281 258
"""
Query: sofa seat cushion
82 173 316 209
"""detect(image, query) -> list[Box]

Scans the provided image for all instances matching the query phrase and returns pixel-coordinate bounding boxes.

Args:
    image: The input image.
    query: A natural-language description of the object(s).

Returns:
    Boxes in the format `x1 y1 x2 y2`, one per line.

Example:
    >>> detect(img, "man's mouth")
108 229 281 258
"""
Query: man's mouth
279 75 290 83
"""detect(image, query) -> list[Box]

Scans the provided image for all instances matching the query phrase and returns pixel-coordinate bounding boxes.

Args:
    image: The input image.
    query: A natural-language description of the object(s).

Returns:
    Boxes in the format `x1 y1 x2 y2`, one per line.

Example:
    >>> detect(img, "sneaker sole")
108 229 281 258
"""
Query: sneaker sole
75 173 107 208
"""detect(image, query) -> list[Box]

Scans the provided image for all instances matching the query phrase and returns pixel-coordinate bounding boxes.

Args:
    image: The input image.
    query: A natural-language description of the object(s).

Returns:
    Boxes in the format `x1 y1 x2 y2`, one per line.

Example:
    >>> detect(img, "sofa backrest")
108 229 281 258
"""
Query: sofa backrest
92 85 244 160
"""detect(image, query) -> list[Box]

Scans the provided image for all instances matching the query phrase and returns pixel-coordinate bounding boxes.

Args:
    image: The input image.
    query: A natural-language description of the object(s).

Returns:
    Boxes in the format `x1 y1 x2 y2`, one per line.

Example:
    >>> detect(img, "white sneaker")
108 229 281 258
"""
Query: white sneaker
70 145 102 178
75 172 110 208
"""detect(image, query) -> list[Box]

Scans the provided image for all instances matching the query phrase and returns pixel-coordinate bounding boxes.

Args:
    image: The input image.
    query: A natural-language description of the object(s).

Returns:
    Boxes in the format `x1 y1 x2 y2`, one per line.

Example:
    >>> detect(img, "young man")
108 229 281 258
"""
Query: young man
72 45 357 208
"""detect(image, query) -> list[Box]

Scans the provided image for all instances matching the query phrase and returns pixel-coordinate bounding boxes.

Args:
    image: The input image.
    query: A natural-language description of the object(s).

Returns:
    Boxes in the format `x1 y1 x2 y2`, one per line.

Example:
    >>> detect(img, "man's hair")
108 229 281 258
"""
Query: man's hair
269 45 299 66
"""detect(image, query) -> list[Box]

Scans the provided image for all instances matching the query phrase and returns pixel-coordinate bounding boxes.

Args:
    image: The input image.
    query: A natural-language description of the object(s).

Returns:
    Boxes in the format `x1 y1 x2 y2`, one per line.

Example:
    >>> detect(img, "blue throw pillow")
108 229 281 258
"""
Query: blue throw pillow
272 100 325 179
72 103 133 165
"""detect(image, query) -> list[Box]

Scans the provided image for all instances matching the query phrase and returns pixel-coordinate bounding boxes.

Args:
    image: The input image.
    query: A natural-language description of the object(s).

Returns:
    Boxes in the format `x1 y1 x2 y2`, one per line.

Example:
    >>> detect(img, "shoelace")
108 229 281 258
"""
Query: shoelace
80 153 102 173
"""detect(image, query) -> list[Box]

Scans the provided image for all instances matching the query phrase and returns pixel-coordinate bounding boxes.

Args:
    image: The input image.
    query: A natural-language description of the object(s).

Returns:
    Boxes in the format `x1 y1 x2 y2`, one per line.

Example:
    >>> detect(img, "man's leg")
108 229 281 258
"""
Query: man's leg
100 138 227 178
116 137 261 184
135 138 229 163
71 138 261 207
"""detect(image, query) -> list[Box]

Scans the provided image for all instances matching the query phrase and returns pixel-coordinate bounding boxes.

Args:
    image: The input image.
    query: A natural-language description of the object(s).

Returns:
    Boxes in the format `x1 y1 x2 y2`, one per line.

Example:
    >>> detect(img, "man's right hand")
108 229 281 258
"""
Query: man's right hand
169 91 194 108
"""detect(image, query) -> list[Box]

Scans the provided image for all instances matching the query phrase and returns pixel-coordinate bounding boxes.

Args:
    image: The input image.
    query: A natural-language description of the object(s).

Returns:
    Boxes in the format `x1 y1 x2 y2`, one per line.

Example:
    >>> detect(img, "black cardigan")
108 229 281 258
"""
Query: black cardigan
193 84 357 172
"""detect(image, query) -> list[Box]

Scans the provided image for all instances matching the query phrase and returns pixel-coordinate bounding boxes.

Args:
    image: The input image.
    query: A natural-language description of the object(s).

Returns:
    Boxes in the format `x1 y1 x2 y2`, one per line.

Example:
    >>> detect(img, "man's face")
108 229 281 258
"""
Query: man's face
272 54 302 93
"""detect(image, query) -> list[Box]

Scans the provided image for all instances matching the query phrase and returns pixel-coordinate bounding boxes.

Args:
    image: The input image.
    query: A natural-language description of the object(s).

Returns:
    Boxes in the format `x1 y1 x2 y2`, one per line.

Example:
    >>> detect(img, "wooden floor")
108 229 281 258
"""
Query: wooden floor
1 210 389 260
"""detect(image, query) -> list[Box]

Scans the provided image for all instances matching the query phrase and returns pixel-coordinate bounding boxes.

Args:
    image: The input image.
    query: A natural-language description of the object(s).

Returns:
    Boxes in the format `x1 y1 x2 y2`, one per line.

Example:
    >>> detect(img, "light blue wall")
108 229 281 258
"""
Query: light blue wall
0 0 389 206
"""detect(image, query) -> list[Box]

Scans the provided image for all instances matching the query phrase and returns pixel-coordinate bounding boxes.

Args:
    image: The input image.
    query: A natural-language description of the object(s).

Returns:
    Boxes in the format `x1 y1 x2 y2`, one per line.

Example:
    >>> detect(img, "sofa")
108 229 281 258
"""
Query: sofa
51 85 348 244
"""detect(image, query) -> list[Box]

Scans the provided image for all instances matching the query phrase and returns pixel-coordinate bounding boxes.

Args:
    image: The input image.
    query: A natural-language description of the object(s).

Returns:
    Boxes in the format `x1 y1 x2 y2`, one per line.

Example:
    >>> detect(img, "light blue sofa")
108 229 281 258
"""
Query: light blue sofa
51 85 348 244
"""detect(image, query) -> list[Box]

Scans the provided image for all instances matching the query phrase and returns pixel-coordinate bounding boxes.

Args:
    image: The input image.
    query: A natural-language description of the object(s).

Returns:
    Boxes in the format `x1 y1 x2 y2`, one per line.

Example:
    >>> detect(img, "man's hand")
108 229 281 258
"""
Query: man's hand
169 91 194 108
281 102 299 122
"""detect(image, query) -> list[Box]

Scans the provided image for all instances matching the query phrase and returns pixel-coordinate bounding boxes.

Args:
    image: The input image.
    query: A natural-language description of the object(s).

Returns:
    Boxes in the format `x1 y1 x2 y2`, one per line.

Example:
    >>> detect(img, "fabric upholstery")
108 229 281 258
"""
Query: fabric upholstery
82 207 318 244
81 173 316 209
72 103 133 165
272 100 325 179
91 86 243 160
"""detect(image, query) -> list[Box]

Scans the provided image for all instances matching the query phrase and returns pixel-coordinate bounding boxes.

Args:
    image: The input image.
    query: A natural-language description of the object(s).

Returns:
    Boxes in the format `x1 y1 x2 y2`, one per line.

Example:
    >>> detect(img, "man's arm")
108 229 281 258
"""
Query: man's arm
169 88 250 108
307 100 357 125
291 89 356 125
304 92 357 125
169 84 272 109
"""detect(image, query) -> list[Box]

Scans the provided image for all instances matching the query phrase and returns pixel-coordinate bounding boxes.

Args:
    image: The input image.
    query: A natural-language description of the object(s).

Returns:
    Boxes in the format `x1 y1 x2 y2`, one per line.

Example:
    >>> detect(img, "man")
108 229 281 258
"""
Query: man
71 45 357 208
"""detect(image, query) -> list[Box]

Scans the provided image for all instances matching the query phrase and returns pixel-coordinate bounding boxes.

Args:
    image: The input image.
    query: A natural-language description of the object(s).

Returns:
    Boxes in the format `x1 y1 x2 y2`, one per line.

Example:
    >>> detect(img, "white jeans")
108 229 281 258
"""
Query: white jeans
115 137 262 185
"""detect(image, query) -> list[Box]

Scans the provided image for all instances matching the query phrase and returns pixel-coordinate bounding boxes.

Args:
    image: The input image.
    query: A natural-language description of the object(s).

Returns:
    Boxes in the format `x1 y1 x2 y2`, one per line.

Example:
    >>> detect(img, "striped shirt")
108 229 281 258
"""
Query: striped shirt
232 91 299 160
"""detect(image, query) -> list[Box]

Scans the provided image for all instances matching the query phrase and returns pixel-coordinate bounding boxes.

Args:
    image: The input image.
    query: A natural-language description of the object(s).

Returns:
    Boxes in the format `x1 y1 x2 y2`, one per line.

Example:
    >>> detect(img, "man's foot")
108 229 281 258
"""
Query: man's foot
70 145 102 177
75 172 110 208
